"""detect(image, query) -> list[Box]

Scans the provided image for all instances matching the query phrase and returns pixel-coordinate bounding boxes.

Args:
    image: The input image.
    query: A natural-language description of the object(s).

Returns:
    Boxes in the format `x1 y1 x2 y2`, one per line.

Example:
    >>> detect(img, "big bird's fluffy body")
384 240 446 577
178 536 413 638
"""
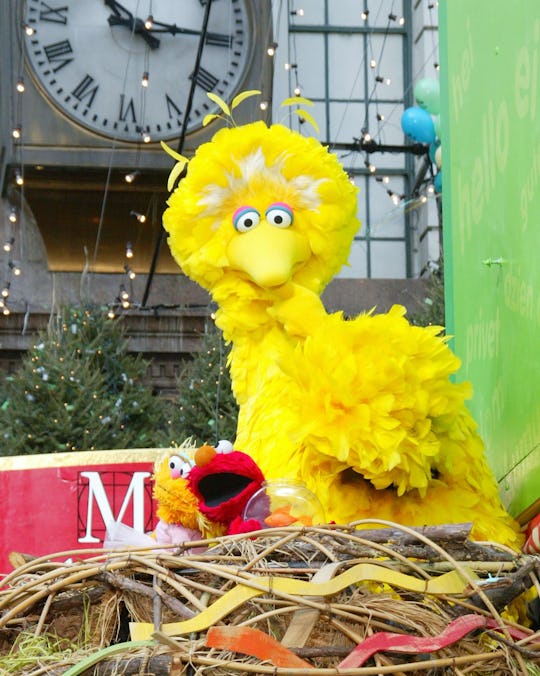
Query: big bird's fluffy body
163 121 521 548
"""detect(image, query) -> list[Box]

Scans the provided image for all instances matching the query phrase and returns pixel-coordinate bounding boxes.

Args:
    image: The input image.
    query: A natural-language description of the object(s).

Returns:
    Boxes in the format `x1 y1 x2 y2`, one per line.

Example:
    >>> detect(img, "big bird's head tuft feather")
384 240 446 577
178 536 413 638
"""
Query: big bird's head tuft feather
163 122 360 298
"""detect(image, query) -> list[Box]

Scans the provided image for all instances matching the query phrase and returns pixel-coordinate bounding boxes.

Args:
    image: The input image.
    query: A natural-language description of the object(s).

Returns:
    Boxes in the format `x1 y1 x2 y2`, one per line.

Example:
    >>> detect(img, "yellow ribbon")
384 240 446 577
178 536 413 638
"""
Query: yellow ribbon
130 563 468 640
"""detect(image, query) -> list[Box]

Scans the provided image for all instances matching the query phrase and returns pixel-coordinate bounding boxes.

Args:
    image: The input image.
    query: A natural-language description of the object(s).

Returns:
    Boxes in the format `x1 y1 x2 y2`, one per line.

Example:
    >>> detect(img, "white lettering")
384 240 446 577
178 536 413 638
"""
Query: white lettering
78 471 151 543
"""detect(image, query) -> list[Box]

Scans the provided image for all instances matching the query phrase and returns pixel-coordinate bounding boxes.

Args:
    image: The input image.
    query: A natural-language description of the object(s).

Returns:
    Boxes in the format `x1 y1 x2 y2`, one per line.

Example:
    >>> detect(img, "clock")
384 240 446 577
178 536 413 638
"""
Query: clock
23 0 254 143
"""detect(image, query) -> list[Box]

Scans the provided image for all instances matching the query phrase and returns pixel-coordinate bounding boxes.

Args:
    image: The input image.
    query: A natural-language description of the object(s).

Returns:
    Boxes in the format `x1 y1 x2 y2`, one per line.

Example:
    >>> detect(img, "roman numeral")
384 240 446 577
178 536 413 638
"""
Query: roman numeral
205 32 233 48
43 39 73 72
190 67 219 91
39 2 68 24
118 94 137 123
71 74 99 107
165 93 182 120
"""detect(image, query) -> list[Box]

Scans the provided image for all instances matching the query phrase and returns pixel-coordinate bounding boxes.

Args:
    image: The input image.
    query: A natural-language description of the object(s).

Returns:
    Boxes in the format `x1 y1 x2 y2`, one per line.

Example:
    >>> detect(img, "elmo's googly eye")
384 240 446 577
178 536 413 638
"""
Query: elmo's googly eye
233 206 260 232
169 454 193 479
266 203 293 228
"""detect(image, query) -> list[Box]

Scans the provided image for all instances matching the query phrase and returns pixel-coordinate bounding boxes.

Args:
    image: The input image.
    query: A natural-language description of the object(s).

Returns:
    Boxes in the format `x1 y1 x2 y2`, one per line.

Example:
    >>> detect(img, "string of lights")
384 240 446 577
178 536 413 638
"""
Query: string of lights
3 1 440 322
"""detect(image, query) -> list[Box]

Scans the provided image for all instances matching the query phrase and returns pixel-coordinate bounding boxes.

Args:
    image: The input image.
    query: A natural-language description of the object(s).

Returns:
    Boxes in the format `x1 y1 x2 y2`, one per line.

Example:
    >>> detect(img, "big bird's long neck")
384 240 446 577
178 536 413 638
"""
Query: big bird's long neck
213 281 331 469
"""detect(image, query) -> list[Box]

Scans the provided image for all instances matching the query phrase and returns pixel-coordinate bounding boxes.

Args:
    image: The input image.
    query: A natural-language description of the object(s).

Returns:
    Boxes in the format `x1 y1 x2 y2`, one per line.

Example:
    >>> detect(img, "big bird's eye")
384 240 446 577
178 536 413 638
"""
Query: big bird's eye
233 206 260 232
266 203 293 228
169 455 193 479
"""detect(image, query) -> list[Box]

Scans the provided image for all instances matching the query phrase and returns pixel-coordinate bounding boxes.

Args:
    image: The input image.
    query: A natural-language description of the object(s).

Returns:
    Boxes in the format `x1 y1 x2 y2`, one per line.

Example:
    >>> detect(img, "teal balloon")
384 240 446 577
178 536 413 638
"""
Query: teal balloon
433 114 441 139
434 171 442 193
414 78 440 115
401 106 436 144
429 141 440 164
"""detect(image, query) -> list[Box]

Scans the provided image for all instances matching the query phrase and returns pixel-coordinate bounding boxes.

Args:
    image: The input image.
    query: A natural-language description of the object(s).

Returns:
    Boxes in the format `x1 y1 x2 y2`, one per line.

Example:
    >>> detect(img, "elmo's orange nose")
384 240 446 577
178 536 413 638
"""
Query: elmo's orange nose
194 444 217 467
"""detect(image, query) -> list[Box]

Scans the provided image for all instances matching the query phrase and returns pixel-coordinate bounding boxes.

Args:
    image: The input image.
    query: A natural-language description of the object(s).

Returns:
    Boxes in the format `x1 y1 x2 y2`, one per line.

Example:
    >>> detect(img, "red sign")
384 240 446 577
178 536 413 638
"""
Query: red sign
0 450 161 575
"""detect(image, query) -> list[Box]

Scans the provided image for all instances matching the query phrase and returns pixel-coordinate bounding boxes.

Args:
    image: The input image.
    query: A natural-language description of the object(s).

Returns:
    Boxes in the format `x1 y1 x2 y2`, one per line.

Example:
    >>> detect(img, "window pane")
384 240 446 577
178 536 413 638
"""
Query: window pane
369 177 405 238
337 239 368 278
328 34 366 99
295 34 327 98
371 241 407 278
366 34 404 99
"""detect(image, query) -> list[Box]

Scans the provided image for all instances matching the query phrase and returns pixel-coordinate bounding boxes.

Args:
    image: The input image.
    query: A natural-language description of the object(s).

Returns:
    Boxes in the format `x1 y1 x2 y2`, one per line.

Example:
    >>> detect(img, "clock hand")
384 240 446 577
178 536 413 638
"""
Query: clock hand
104 0 160 50
147 20 202 37
147 19 233 48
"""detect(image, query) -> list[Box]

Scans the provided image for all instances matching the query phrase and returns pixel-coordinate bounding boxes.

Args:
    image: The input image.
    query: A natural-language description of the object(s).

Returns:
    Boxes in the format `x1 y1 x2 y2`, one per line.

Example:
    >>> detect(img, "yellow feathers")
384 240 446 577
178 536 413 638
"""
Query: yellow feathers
153 449 200 530
160 141 189 192
164 121 359 298
162 119 523 550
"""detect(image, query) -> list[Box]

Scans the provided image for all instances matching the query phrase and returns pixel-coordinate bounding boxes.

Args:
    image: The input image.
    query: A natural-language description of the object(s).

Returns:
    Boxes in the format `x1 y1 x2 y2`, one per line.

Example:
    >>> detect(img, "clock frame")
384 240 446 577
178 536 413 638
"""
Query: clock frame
23 0 254 144
0 0 272 274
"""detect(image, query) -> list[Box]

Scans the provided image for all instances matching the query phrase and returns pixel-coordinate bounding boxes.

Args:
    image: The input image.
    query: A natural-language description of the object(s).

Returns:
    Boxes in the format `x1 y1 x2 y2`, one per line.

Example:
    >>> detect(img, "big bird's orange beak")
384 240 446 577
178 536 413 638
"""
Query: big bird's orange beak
227 221 310 288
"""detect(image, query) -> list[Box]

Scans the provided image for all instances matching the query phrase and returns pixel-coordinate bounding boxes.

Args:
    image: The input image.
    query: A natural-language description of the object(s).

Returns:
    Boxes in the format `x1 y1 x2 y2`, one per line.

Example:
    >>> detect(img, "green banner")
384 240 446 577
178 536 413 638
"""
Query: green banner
439 1 540 519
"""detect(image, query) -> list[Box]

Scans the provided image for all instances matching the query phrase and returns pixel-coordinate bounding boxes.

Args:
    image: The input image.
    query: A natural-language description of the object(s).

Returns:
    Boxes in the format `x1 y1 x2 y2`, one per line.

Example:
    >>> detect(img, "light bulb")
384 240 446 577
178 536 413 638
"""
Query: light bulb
9 261 21 276
125 242 134 258
3 306 10 316
23 23 35 36
284 63 297 70
124 170 139 183
130 210 146 223
1 283 10 298
376 113 385 121
16 78 25 93
120 286 129 300
144 14 153 29
141 71 149 87
267 42 277 56
12 126 22 140
291 8 304 16
361 10 369 20
3 237 15 252
9 208 17 223
293 86 302 96
142 131 151 143
259 100 269 111
370 59 377 69
107 308 116 319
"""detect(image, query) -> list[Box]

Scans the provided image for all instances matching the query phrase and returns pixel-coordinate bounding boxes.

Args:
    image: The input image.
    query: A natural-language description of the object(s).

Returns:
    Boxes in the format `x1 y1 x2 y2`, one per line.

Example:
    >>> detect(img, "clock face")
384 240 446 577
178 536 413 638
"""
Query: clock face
24 0 253 142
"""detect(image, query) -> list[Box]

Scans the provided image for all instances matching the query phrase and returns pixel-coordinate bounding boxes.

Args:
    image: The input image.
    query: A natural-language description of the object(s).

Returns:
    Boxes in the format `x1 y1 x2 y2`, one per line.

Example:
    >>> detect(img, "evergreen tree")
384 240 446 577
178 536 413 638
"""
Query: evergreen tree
175 328 239 446
0 305 183 455
409 257 445 329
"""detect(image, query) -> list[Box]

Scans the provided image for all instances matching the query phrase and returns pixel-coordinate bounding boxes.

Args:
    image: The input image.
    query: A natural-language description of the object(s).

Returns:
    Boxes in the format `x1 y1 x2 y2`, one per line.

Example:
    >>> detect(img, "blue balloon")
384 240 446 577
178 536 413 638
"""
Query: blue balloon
434 171 442 193
401 106 436 144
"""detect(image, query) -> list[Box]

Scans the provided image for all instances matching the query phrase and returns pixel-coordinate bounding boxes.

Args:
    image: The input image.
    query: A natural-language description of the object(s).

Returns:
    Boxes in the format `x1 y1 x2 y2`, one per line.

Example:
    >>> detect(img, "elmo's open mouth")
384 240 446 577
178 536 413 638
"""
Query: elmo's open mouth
197 472 253 507
188 450 265 524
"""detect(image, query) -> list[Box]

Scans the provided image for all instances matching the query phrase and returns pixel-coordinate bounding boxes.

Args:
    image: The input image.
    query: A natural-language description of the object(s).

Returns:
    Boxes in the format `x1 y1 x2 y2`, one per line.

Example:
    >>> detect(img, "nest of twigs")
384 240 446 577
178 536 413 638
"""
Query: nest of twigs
1 520 539 675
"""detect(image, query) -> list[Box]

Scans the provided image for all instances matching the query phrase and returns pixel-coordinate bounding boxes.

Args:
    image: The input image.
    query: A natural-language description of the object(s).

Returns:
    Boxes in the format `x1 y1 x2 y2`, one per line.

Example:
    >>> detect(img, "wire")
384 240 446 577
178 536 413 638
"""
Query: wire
141 0 215 307
92 1 144 272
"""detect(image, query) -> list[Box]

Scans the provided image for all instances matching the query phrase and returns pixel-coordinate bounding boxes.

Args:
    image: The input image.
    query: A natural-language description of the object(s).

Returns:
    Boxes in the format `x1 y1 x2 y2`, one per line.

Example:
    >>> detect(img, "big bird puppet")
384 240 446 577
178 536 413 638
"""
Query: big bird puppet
162 95 522 549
